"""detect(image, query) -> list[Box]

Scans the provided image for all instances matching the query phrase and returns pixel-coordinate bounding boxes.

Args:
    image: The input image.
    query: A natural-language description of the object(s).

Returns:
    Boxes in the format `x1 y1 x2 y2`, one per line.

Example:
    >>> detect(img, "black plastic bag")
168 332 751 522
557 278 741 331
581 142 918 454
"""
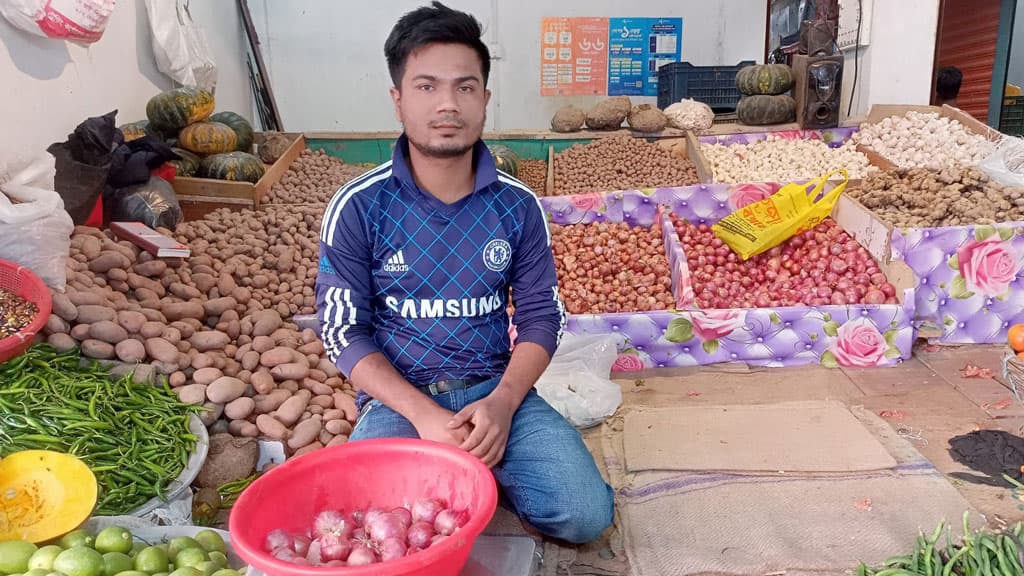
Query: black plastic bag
108 175 183 231
108 134 179 189
47 109 118 225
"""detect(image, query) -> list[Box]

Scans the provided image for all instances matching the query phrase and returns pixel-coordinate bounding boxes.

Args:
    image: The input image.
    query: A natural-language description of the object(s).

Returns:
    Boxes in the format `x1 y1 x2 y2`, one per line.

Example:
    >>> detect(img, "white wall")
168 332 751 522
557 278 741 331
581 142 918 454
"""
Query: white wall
0 0 251 166
250 0 767 131
841 0 941 119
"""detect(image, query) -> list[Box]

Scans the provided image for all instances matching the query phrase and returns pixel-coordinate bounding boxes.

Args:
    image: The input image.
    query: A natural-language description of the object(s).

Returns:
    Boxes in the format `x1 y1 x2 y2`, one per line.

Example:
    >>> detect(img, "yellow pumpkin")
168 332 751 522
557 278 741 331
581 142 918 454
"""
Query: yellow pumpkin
178 121 238 155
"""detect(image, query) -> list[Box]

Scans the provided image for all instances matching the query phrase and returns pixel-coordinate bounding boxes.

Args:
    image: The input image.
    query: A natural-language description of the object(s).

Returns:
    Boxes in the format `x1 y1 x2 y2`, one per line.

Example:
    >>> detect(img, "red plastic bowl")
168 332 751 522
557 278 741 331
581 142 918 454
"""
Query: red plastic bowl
0 259 52 364
229 438 498 576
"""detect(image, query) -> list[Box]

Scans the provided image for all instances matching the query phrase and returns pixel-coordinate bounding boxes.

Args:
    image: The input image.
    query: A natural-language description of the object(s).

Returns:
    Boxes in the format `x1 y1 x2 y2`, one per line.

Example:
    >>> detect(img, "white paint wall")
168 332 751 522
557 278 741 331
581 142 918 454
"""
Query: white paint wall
840 0 941 119
0 0 251 165
250 0 767 131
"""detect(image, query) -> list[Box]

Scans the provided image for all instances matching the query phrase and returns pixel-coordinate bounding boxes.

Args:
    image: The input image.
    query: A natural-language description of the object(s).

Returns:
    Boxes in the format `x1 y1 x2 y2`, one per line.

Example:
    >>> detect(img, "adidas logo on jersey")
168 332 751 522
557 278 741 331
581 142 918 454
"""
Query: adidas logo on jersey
383 249 409 273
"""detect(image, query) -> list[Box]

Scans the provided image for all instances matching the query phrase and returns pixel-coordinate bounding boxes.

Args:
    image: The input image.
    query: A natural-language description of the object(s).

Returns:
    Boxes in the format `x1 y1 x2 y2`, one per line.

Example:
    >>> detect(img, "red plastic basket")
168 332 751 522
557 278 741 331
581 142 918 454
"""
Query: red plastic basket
0 259 52 364
229 438 498 576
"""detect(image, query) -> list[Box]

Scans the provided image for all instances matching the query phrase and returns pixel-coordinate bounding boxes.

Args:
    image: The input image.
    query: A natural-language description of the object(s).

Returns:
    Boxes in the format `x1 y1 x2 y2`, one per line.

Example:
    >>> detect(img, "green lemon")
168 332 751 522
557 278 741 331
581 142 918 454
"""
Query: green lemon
24 569 51 576
133 547 168 574
112 571 150 576
52 547 104 576
209 570 238 576
165 540 199 563
94 528 133 556
172 549 206 572
28 546 64 572
190 533 224 557
101 553 133 576
127 543 145 559
59 531 95 550
203 553 225 571
168 568 201 576
0 541 40 575
151 572 169 576
192 562 218 576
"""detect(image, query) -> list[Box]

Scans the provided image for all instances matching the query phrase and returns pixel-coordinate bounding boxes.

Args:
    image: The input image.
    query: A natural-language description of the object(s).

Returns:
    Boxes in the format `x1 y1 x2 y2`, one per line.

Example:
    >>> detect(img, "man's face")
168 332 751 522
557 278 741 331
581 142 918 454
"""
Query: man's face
390 43 490 159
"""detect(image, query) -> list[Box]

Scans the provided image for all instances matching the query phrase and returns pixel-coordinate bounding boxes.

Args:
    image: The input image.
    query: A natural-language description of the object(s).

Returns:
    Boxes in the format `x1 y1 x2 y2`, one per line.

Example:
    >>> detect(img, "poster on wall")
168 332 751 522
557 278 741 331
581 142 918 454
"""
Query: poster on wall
540 17 610 96
607 17 683 97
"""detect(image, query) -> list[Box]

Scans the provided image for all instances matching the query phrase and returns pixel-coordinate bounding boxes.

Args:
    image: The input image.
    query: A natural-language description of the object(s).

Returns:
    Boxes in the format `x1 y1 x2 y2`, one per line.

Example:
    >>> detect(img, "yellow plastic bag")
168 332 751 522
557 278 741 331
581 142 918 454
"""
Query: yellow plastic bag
712 169 849 260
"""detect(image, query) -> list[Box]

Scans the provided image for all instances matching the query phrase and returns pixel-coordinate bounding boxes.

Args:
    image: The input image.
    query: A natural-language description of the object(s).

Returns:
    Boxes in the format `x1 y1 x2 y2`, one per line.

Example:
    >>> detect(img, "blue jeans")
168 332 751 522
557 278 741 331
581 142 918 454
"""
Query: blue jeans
349 376 615 544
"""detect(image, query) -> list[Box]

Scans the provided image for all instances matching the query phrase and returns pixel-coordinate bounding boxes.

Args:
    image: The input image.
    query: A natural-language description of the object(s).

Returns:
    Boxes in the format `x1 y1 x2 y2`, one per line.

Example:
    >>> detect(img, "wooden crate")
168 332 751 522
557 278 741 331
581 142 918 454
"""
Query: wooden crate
173 133 306 220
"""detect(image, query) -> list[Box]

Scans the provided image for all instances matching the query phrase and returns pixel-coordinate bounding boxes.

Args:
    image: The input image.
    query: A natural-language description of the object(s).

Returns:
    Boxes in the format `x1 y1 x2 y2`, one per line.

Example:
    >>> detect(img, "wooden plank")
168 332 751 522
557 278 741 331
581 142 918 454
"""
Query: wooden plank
179 196 253 221
856 144 898 172
865 104 940 124
833 194 894 266
173 177 254 200
941 104 1004 141
686 131 713 184
254 134 306 207
546 145 555 197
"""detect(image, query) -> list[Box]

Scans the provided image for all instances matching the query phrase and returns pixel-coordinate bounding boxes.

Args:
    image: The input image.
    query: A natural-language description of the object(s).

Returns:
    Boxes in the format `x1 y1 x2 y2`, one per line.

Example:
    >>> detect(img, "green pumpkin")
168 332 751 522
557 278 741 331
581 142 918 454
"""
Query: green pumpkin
168 148 201 177
179 121 238 155
118 120 153 142
737 94 796 126
146 86 215 135
489 145 520 177
198 152 266 183
736 64 795 96
210 111 255 152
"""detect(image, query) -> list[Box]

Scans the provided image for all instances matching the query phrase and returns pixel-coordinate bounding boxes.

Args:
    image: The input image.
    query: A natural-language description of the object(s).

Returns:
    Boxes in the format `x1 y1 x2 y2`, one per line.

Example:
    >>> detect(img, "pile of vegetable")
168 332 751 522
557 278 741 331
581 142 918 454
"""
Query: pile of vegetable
553 136 700 195
0 287 38 339
0 525 248 576
850 167 1024 227
551 221 675 314
45 204 359 453
855 513 1023 576
265 499 469 567
702 137 874 183
118 86 263 183
852 111 996 170
674 217 898 308
735 64 797 126
517 159 548 194
263 150 370 204
0 345 200 515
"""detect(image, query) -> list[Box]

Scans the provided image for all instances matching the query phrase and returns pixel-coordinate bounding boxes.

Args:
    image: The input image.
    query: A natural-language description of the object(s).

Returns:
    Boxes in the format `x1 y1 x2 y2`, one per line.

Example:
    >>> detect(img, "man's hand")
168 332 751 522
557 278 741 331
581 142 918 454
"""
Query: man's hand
412 404 472 447
448 393 518 467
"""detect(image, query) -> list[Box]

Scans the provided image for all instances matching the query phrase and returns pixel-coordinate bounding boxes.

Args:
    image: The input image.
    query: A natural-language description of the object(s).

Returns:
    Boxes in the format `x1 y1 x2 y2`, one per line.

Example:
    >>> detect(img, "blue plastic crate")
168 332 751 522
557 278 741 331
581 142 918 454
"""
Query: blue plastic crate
657 60 756 112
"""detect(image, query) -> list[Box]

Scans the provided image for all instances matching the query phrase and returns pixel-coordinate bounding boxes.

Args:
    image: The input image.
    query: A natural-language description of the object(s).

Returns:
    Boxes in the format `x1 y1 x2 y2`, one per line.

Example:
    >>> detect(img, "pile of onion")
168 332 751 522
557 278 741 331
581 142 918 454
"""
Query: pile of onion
264 498 469 567
673 216 898 309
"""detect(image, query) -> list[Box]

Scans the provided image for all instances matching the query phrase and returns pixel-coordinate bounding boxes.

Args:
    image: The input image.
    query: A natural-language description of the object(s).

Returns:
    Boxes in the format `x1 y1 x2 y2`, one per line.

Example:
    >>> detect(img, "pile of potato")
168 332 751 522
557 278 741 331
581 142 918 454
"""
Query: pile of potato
553 136 700 195
852 111 995 170
850 166 1024 227
518 159 548 194
702 137 875 183
263 150 371 204
44 204 357 456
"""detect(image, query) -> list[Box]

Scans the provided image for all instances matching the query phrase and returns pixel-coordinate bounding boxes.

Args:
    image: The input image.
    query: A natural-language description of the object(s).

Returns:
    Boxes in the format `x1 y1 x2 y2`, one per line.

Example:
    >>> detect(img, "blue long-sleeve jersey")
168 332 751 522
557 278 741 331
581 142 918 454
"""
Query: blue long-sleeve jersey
316 135 566 407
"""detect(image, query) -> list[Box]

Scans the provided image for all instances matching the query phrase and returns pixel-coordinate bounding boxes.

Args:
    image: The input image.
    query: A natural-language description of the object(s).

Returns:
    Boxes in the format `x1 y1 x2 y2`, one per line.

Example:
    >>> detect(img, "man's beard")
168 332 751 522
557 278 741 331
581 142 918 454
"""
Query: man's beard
408 136 475 159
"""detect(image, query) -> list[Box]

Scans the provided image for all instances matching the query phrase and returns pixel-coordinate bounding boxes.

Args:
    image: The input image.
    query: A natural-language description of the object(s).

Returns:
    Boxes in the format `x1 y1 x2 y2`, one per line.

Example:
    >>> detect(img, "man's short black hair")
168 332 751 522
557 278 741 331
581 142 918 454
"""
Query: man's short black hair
384 1 491 88
936 66 963 100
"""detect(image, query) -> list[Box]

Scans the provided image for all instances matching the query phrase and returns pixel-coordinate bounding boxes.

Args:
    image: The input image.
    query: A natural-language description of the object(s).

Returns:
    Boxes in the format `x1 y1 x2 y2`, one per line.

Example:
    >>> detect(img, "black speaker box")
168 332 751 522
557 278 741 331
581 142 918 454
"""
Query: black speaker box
793 54 843 129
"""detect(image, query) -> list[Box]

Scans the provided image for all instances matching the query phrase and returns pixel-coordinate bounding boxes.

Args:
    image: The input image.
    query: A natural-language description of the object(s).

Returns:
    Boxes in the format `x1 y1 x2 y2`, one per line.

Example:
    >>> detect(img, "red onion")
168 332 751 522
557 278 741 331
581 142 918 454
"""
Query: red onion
411 498 445 524
435 509 469 536
880 283 897 298
406 546 424 556
313 510 353 539
431 534 449 547
407 521 435 549
351 509 366 528
864 289 886 304
367 512 407 543
319 533 352 562
324 560 346 567
391 507 412 530
265 529 294 552
829 259 848 274
870 272 887 286
379 538 408 562
305 538 322 564
346 544 378 566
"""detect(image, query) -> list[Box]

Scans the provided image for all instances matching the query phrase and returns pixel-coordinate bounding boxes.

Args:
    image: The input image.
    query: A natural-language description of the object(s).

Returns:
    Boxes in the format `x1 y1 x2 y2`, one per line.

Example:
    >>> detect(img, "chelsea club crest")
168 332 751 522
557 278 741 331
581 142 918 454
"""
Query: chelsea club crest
482 238 512 272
